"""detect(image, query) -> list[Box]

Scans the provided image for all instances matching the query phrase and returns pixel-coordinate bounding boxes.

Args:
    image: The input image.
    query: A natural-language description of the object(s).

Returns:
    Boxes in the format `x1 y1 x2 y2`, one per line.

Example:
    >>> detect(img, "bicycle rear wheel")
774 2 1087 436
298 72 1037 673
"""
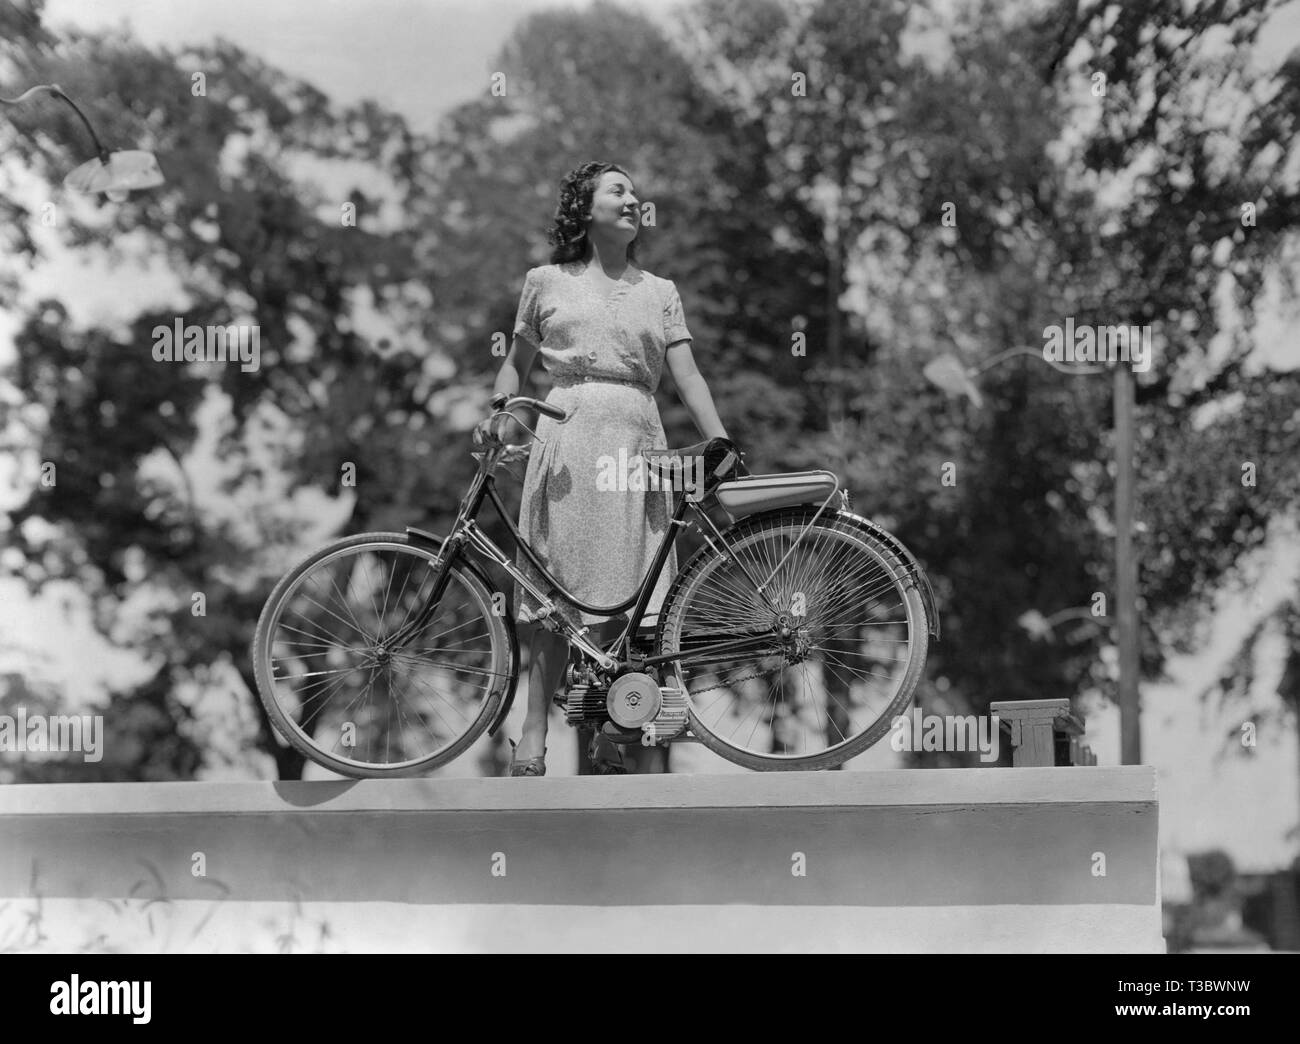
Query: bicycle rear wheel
657 508 928 770
252 532 515 778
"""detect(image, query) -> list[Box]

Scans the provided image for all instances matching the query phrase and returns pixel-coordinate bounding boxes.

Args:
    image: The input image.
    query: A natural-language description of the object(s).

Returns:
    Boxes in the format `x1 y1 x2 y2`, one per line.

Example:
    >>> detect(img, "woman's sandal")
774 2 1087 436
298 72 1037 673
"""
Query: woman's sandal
588 732 628 775
507 738 546 777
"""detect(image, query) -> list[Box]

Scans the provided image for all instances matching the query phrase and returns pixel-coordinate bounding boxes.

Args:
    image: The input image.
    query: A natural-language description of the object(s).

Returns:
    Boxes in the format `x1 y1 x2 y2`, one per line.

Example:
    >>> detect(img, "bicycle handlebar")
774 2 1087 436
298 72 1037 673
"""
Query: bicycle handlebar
489 392 569 423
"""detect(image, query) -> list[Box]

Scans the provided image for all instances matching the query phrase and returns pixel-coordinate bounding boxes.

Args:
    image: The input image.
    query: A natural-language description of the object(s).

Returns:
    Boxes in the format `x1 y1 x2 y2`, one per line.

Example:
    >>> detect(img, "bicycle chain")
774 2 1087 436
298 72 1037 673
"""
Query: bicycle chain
686 665 785 697
666 617 836 700
672 648 791 698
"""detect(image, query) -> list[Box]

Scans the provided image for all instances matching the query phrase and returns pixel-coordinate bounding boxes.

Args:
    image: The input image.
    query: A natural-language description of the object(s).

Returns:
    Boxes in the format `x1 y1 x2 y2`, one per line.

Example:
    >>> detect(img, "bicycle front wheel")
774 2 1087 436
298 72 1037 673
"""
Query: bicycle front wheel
657 509 928 770
252 532 515 778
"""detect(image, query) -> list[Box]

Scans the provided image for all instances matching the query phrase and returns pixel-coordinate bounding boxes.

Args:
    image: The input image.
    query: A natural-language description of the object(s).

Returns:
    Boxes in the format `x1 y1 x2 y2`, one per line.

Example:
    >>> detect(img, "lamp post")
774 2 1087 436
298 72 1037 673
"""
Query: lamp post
924 346 1142 765
1113 362 1140 765
0 83 165 199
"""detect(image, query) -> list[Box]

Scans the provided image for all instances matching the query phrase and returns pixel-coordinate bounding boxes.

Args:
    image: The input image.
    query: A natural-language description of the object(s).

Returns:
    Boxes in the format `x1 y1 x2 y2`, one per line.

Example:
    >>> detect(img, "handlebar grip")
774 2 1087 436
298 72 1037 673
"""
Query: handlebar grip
533 400 567 421
493 394 568 423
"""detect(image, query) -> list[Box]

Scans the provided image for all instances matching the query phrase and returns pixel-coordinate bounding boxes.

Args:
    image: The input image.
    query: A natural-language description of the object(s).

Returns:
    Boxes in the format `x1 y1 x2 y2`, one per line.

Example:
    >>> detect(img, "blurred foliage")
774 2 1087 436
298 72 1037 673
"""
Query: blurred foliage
1 0 1298 781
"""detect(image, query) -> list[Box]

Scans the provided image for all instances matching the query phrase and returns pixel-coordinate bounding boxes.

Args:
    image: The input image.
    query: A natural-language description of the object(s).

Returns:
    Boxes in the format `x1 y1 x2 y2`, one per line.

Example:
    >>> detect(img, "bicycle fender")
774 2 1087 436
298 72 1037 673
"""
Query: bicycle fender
834 510 941 641
404 527 522 736
485 632 521 737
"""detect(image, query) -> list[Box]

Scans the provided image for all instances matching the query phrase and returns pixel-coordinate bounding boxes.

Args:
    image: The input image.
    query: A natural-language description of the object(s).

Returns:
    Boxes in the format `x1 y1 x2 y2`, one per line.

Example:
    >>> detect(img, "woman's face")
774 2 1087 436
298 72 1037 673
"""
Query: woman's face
586 170 639 245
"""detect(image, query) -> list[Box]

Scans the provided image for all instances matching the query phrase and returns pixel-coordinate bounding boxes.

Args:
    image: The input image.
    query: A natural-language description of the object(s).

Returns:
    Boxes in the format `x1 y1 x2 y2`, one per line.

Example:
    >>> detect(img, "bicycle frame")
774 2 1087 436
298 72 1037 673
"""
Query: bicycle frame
387 424 807 676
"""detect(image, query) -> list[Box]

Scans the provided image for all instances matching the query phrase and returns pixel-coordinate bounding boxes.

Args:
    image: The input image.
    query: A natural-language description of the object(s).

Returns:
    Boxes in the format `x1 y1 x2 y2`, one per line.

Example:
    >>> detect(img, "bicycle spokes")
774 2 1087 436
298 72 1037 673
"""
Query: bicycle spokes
664 514 923 764
263 541 504 771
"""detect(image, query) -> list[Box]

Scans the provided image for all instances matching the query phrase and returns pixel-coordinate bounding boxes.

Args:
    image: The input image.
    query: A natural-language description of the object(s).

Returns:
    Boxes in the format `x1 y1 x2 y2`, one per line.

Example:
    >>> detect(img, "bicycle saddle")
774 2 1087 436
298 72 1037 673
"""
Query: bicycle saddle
644 436 746 487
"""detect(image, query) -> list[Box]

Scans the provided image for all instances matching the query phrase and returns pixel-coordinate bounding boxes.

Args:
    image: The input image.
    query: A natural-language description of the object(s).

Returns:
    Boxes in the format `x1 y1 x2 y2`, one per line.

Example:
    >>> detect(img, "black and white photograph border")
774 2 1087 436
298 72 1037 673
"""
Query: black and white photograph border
1 0 1299 959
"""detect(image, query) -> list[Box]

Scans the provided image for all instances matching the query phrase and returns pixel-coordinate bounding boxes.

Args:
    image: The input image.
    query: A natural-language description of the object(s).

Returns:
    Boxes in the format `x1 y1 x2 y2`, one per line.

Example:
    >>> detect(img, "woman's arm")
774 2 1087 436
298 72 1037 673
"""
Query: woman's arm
482 336 542 440
665 341 728 441
492 335 540 400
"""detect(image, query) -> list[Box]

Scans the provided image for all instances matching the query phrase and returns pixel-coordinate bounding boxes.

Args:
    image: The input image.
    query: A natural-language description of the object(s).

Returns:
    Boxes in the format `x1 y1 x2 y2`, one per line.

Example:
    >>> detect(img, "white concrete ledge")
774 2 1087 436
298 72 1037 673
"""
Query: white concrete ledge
0 765 1155 815
5 901 1164 954
0 768 1163 953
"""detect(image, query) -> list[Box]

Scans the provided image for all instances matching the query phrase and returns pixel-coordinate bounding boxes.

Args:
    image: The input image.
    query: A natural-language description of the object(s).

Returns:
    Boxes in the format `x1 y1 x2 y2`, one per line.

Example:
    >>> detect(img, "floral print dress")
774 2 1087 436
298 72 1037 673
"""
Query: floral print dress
510 260 694 628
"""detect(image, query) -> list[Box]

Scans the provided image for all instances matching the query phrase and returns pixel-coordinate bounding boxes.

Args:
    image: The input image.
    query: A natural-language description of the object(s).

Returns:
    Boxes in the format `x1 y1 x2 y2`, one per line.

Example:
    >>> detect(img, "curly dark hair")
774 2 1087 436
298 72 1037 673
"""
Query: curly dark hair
545 161 639 265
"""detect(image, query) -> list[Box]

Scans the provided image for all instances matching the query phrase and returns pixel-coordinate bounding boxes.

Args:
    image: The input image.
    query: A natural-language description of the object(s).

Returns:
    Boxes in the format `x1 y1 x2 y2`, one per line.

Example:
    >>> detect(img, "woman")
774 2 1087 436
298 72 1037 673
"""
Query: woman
483 161 729 776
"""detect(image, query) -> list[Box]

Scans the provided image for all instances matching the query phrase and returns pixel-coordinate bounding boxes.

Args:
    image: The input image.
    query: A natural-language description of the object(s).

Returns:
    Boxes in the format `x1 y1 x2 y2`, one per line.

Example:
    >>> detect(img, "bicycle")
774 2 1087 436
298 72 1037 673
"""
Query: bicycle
251 394 940 776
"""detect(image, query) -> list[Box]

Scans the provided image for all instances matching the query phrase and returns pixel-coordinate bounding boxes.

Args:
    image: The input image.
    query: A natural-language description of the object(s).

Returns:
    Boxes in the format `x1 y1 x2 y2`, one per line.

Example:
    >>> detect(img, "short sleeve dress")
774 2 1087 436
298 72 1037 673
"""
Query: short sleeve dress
510 260 693 628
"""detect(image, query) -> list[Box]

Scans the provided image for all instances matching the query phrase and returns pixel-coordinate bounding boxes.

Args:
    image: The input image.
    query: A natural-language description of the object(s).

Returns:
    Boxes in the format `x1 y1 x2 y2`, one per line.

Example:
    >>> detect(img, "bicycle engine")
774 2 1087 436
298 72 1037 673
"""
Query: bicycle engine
561 659 689 745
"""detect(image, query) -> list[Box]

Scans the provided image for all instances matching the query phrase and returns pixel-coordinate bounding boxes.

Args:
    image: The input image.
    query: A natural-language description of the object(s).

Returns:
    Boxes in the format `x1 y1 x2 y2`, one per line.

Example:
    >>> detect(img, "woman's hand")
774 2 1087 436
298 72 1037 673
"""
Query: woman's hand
473 414 510 453
474 391 512 444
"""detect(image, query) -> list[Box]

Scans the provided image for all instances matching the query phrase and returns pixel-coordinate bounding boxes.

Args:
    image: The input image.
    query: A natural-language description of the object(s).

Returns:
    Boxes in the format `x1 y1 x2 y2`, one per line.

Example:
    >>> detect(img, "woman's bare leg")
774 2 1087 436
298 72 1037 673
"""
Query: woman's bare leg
513 621 567 761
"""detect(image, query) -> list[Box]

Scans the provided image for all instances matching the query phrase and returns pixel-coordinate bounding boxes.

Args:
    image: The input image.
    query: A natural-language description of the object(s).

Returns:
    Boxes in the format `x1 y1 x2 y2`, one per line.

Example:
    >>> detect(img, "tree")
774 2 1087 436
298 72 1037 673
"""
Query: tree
3 14 445 779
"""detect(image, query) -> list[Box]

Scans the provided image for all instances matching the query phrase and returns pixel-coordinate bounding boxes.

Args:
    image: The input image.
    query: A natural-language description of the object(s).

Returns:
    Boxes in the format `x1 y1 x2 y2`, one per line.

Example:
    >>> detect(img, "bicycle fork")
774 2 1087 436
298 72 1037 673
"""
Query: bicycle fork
384 461 495 655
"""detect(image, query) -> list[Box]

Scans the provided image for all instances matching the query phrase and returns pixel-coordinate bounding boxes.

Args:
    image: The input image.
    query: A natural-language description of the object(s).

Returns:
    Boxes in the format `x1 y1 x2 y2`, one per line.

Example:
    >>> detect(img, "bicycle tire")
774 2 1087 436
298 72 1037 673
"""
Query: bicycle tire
656 508 929 770
252 531 514 778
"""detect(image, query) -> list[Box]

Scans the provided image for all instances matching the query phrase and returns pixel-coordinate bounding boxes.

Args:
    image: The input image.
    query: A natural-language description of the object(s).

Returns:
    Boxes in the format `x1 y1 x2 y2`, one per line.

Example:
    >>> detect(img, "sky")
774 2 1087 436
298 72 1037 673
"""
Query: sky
41 0 692 134
3 0 1300 881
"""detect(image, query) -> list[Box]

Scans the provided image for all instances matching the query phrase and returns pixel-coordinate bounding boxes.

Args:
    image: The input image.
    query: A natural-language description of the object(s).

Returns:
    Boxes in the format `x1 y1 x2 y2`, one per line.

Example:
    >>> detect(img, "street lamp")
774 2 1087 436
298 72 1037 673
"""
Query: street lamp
925 346 1142 766
922 346 1107 408
0 83 164 200
1018 607 1105 641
